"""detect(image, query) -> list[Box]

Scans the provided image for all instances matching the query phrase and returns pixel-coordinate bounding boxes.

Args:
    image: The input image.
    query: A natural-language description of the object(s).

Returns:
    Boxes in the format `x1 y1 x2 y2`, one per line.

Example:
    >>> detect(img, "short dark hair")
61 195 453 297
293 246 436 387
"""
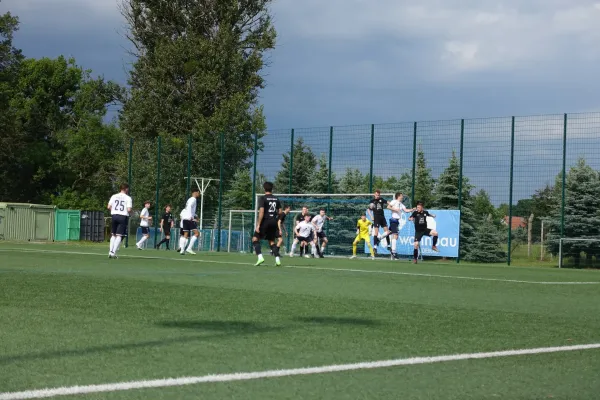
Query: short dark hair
395 192 403 199
165 204 171 208
263 181 274 192
284 205 291 210
375 189 381 194
320 208 326 212
191 188 200 194
120 183 129 191
417 201 423 206
144 200 151 205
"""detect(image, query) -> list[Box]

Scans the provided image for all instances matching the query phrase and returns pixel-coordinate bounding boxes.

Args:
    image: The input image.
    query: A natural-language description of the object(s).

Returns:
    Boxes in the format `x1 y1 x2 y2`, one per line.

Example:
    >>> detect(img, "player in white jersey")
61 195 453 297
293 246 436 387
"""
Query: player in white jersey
295 214 315 258
311 208 334 258
107 183 133 258
387 192 415 260
135 201 153 250
179 188 200 255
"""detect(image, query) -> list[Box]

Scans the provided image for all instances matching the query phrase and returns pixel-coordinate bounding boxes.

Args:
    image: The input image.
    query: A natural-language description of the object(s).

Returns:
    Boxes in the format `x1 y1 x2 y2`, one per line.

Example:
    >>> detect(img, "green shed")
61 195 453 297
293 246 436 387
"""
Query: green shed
55 209 81 241
0 203 57 242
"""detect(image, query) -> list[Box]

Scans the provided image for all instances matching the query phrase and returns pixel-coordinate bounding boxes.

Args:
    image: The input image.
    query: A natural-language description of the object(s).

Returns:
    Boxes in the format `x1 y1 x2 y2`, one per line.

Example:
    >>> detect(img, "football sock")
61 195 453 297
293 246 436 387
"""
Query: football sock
291 242 297 254
352 240 358 255
366 241 374 256
109 236 115 253
113 236 122 254
271 244 279 257
433 236 438 246
187 235 197 250
413 248 418 259
391 238 397 253
253 241 262 255
179 237 187 253
136 236 148 247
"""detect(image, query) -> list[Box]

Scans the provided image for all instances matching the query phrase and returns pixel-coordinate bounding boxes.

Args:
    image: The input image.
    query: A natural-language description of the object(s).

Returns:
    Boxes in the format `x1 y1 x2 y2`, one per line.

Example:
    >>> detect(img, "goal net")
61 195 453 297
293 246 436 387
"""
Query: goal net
558 238 600 268
252 193 412 257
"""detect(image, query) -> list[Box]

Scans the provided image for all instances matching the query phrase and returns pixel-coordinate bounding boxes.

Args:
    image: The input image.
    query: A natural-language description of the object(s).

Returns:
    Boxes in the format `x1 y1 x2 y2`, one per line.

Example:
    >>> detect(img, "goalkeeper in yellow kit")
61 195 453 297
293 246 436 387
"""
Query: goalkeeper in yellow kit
351 214 375 259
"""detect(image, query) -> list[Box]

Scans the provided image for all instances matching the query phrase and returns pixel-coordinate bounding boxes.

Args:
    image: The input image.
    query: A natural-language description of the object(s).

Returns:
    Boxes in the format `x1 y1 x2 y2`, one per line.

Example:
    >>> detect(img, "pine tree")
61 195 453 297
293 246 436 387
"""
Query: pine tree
310 154 338 193
547 158 600 267
274 138 317 194
338 168 367 194
473 189 496 220
464 215 507 263
414 146 435 206
223 169 253 211
433 151 477 259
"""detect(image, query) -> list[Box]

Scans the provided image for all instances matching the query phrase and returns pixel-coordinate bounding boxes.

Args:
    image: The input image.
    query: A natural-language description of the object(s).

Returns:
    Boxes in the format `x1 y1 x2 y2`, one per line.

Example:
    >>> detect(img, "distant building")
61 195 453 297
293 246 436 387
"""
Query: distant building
502 216 527 230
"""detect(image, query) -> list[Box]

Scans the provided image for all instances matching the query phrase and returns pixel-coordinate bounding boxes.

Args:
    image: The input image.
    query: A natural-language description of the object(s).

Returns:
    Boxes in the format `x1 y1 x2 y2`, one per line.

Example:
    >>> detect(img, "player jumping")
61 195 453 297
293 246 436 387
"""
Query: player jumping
368 189 390 253
387 192 415 259
253 181 282 266
107 183 133 259
409 201 439 264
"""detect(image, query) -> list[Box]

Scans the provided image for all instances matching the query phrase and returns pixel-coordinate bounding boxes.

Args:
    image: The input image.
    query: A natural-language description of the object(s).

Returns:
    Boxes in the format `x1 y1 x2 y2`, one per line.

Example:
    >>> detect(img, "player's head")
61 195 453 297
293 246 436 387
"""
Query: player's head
283 205 291 213
304 214 311 221
319 208 326 216
263 181 274 193
302 206 308 214
120 183 129 193
360 214 367 221
165 204 171 212
191 188 200 198
416 201 424 211
395 192 403 201
374 189 381 198
144 201 151 208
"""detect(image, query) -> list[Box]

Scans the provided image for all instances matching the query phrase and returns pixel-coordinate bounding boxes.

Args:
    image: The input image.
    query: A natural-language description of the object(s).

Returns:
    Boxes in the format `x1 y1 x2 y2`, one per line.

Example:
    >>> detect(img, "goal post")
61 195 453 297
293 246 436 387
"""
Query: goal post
253 193 404 257
558 237 600 268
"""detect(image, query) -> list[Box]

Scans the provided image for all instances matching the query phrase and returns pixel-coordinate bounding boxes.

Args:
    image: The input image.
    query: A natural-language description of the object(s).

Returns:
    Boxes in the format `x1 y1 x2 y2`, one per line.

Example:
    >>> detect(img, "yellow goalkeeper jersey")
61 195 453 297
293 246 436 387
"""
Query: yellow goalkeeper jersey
356 219 372 236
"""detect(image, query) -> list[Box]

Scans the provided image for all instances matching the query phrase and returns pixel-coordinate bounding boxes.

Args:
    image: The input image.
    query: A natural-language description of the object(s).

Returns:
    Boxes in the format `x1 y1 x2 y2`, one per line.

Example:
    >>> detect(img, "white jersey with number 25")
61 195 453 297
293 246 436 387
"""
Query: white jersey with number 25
108 193 133 216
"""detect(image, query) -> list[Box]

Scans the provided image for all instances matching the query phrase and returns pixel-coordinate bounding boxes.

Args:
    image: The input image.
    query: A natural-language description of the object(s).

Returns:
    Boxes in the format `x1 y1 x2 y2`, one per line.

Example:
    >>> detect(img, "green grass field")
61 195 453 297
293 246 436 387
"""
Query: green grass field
1 242 599 399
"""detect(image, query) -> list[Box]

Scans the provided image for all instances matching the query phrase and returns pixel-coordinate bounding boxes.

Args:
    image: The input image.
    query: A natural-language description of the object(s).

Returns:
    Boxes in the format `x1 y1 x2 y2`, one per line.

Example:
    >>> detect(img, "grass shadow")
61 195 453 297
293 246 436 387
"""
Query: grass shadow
293 316 381 326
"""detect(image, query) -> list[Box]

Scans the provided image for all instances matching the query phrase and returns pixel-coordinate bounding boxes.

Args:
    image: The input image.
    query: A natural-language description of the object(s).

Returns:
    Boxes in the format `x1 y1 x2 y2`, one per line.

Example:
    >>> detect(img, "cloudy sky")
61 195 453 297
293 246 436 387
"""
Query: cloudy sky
3 0 600 203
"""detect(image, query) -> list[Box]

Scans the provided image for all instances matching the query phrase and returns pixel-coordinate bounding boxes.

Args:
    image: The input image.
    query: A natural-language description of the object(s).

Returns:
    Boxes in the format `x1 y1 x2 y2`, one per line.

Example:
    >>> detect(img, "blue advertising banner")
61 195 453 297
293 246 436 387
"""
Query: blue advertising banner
365 209 460 257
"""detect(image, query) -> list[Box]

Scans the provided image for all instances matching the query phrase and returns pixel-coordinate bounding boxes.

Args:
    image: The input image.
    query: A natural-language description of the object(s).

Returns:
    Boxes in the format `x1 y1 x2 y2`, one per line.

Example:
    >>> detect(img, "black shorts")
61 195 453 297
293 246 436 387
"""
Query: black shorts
389 218 400 234
415 229 432 243
296 236 310 243
317 231 327 240
141 227 149 235
254 219 278 241
373 214 387 228
182 220 195 233
111 215 128 236
162 228 171 237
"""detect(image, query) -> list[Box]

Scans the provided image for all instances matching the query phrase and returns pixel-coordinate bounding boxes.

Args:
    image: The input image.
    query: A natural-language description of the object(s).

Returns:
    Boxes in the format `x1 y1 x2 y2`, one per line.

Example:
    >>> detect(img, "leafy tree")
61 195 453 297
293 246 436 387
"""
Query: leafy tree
414 146 435 206
223 169 253 211
274 138 317 194
338 168 367 194
547 158 600 267
119 0 276 215
473 189 496 220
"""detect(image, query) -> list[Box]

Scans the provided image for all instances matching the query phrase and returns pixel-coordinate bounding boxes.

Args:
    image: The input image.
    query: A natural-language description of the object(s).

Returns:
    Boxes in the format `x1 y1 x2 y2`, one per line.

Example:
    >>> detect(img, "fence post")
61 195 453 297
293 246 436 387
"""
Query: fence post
457 119 464 264
289 128 294 194
369 124 375 192
411 122 417 203
154 136 161 246
561 113 567 239
126 138 133 248
217 132 225 252
186 134 192 200
326 126 334 235
251 131 259 210
507 116 515 265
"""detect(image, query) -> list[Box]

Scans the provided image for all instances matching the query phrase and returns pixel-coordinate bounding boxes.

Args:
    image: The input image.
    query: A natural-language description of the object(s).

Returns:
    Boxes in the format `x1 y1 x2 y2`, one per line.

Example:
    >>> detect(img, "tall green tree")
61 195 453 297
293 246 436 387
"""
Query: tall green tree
338 168 367 194
274 138 317 194
433 151 477 259
472 189 496 220
309 154 337 193
547 158 600 267
464 215 507 263
119 0 276 214
414 146 435 206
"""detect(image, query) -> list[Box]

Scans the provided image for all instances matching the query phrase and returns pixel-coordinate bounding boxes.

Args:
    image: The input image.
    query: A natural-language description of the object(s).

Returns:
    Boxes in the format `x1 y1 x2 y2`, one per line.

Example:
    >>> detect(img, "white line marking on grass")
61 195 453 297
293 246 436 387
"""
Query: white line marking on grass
1 343 599 399
1 248 599 285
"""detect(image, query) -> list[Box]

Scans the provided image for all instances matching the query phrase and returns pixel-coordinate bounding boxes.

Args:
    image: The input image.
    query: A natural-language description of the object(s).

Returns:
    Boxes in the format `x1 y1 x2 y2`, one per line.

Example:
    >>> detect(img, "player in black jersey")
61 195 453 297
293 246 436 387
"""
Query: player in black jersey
367 189 391 252
274 205 291 256
155 204 174 250
253 181 282 266
409 201 439 263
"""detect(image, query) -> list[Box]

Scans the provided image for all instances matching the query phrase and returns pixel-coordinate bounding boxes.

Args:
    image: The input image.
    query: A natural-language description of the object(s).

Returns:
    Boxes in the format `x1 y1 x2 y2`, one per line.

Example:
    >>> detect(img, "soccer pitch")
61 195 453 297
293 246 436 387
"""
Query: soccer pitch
1 243 599 399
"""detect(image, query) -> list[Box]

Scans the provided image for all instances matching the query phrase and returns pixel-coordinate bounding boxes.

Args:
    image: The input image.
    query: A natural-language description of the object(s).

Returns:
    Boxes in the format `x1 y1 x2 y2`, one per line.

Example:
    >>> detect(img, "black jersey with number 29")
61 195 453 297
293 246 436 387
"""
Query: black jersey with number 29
259 195 282 220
